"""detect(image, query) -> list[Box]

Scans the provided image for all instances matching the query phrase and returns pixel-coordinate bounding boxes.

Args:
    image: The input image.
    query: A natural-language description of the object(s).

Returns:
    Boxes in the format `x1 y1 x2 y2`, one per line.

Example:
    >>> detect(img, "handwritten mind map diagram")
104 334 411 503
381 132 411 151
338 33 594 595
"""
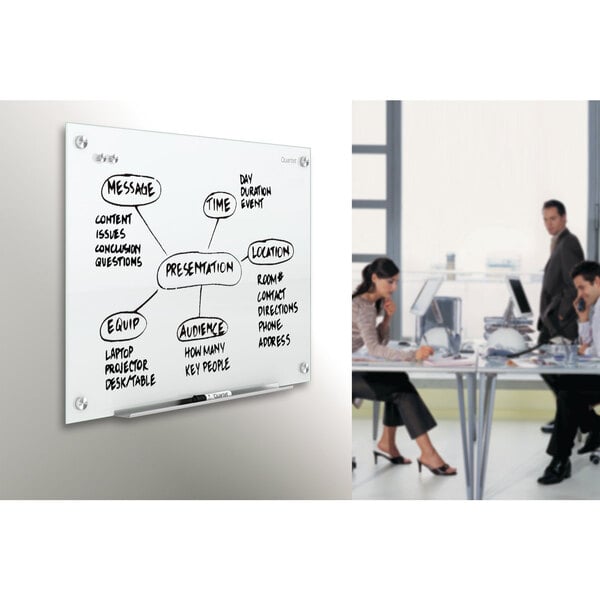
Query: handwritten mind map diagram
66 124 310 423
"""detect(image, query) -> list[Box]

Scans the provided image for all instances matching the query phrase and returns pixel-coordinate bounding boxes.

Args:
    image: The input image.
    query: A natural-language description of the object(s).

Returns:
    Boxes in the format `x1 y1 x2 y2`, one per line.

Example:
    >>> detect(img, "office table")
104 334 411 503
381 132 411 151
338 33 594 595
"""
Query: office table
476 356 600 500
352 357 478 500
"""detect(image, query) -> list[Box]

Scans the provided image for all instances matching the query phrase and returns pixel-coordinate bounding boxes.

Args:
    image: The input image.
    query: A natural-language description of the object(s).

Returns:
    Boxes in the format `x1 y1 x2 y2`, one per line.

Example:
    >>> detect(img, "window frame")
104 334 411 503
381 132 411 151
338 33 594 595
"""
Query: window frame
352 101 402 338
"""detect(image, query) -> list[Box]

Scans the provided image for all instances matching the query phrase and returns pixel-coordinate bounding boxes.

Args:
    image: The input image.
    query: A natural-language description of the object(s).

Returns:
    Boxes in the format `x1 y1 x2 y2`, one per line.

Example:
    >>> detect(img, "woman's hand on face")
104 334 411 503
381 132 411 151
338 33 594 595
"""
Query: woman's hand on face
383 298 396 318
415 345 434 361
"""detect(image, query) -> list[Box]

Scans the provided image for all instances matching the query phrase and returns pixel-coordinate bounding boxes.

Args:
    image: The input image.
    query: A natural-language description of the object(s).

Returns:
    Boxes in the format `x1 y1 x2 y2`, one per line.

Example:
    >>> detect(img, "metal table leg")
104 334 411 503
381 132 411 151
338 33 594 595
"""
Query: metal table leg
479 375 497 497
467 372 477 499
372 401 380 441
456 373 473 500
476 373 497 500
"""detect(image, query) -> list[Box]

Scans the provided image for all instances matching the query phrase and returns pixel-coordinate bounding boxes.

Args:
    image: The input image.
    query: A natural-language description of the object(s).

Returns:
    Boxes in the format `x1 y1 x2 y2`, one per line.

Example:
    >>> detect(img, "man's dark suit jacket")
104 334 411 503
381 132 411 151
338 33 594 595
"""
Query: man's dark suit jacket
538 227 584 342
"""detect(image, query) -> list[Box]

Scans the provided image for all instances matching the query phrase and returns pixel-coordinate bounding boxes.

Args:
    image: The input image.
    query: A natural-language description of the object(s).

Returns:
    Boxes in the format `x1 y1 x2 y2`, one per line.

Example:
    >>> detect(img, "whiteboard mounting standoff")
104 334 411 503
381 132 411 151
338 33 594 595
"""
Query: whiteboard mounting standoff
299 362 309 374
74 135 88 149
299 156 310 168
74 396 88 411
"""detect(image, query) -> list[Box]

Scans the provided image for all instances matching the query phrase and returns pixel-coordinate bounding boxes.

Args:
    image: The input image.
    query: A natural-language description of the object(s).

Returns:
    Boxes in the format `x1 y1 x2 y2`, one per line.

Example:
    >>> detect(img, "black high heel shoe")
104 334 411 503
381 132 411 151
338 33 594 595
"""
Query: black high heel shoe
417 459 457 476
373 449 411 465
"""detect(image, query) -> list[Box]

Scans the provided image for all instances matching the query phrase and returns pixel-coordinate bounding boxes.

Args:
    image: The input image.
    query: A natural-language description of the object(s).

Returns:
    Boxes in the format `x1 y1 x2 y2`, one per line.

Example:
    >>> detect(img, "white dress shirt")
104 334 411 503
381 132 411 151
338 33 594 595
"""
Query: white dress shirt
578 302 600 356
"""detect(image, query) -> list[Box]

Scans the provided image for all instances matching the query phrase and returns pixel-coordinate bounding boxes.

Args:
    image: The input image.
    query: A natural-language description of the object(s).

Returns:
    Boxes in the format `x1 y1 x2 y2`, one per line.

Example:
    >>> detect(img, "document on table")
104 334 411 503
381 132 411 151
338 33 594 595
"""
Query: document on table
503 358 540 368
352 347 413 365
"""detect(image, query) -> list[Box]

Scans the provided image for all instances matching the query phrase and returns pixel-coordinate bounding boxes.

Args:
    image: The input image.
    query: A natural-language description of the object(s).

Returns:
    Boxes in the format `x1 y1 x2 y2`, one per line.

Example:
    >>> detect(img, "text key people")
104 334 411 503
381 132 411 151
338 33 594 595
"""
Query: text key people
352 258 456 476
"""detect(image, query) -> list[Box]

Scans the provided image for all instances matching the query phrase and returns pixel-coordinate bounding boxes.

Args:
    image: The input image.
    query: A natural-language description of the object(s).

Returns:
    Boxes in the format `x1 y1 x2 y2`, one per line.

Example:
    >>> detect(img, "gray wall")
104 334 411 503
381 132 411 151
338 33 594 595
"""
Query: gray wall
0 102 349 499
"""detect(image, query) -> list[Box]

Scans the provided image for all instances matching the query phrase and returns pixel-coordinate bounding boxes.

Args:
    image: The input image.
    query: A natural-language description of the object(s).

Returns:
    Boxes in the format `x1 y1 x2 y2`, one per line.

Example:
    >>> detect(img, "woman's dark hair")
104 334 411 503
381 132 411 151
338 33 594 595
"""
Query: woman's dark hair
352 257 399 312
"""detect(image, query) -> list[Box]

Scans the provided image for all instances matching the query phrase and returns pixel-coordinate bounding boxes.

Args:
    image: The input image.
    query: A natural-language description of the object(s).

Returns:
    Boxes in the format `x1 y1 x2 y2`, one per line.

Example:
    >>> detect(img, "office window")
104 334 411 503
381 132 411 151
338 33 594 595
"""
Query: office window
352 154 387 200
400 101 588 340
352 101 386 145
352 209 386 255
352 100 402 336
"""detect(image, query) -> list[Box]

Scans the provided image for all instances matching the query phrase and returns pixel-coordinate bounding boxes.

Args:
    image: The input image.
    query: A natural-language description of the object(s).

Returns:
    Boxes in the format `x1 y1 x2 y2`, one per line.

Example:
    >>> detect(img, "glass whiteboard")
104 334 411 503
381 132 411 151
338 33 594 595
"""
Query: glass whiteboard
65 123 310 423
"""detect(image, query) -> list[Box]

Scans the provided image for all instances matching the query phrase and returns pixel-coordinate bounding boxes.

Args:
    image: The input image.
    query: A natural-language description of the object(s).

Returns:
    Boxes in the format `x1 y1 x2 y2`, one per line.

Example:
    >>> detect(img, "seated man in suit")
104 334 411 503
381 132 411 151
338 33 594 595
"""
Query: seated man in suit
538 260 600 484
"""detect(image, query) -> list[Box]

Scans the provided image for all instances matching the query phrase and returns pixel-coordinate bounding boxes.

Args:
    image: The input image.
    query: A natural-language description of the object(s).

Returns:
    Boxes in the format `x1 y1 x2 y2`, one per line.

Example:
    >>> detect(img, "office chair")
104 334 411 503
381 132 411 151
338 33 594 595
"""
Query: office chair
351 395 380 471
351 397 384 472
352 396 382 441
352 370 383 442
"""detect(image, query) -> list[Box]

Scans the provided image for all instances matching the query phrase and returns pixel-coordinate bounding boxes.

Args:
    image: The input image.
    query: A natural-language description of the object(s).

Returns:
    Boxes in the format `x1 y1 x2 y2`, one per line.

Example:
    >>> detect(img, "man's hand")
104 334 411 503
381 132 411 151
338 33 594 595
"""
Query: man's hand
573 296 590 323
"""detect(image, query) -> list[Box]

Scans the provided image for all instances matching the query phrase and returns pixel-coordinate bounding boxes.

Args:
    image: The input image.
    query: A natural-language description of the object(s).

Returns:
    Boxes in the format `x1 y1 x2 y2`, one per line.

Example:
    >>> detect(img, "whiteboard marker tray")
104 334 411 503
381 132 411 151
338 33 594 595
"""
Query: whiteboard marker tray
114 384 292 418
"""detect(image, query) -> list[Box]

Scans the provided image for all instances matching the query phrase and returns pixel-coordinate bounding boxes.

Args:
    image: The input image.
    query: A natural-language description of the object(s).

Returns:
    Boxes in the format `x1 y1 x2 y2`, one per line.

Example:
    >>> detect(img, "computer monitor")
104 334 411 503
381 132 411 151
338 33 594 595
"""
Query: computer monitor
409 277 444 317
507 277 533 318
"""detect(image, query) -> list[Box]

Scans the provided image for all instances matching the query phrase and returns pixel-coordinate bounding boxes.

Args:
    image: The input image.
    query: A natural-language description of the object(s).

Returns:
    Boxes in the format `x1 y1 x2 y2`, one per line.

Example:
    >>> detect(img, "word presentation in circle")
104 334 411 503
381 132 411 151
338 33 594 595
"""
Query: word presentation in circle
65 123 310 424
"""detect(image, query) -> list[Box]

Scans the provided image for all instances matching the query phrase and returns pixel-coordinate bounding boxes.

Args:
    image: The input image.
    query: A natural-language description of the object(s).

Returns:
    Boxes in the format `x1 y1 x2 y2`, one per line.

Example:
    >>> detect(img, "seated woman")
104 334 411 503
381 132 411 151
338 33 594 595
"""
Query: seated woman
352 257 456 475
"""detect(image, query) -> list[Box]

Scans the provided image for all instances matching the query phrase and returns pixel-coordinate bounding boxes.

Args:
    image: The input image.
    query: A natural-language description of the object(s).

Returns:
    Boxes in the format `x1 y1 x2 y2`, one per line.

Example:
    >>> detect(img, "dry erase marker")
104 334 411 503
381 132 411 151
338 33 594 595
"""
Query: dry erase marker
178 390 232 405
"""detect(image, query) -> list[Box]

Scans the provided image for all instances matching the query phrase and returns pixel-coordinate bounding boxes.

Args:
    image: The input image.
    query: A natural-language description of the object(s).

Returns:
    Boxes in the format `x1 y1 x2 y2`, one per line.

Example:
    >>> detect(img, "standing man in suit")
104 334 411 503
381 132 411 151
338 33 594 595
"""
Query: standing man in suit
538 199 584 434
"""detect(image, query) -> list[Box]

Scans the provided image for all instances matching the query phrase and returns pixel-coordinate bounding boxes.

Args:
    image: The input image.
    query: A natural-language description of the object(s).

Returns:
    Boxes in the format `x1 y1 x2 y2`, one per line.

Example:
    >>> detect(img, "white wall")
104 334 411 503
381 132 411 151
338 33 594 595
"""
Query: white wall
0 101 349 499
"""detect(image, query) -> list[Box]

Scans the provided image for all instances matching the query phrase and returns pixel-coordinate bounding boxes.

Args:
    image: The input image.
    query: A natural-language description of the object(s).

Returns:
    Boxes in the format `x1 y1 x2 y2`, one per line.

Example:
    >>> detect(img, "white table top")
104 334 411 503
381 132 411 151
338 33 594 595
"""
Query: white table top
477 355 600 376
351 354 477 375
352 352 600 376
